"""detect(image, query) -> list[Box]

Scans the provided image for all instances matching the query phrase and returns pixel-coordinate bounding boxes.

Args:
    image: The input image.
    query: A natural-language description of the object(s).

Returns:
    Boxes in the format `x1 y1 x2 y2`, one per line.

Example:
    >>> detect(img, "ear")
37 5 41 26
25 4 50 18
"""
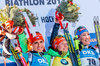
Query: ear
78 37 80 40
56 45 59 51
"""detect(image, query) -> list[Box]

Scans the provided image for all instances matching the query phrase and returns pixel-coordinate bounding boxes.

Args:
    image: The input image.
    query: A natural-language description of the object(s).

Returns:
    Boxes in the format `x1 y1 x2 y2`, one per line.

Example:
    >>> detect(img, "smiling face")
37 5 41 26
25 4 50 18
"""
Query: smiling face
79 32 90 46
57 40 68 52
32 40 45 52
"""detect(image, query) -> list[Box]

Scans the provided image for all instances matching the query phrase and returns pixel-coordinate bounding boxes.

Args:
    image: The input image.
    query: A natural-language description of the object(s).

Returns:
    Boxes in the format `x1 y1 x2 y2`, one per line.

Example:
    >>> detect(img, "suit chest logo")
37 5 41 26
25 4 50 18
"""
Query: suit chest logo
60 59 68 65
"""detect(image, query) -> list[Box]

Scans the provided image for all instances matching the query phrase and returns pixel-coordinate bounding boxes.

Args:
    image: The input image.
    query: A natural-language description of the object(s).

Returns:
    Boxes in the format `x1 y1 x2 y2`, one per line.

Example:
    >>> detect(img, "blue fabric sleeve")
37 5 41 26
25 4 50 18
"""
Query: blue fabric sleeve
22 53 28 62
8 53 28 62
50 23 60 44
8 55 16 62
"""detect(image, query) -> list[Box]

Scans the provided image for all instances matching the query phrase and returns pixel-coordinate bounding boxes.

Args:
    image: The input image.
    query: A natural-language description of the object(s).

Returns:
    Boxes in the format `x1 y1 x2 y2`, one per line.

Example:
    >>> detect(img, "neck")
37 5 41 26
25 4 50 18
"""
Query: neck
59 51 67 57
84 45 89 48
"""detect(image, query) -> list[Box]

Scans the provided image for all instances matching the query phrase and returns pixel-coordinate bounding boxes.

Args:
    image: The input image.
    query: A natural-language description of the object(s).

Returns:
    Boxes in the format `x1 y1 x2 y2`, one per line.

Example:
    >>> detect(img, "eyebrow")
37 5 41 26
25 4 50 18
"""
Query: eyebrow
34 42 38 44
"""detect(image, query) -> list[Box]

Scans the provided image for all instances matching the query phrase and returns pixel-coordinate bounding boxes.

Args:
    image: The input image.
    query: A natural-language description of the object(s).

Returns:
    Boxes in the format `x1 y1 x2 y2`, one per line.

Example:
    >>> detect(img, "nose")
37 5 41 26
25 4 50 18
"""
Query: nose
64 43 67 47
38 43 41 46
86 35 90 38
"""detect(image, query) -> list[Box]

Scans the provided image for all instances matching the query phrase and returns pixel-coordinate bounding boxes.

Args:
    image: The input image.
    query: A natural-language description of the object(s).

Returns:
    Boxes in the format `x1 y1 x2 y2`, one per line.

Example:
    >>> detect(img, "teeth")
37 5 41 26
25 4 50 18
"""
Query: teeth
37 47 42 50
85 40 89 42
63 48 66 50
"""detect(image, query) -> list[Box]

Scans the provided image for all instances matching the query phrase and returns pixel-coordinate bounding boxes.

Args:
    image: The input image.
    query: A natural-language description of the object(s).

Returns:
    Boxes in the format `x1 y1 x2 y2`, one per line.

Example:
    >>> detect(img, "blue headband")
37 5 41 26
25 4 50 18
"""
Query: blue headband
75 26 88 36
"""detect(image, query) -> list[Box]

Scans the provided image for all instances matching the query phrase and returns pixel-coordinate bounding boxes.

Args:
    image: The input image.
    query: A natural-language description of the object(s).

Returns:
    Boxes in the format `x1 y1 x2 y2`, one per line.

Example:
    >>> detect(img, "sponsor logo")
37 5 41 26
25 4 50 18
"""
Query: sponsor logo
60 59 68 65
79 28 86 32
36 37 39 39
82 50 94 55
38 58 48 64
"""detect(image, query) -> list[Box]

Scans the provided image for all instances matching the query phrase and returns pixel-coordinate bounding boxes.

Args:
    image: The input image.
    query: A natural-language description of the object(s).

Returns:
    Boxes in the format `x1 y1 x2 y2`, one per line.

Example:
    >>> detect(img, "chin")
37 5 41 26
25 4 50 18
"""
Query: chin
84 43 90 45
87 42 90 44
62 50 67 52
37 50 43 52
64 51 67 52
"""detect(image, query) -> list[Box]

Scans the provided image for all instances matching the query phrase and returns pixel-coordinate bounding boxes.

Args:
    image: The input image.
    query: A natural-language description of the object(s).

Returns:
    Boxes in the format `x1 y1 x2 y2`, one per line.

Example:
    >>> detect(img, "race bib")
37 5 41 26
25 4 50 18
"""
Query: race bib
80 49 99 66
51 57 72 66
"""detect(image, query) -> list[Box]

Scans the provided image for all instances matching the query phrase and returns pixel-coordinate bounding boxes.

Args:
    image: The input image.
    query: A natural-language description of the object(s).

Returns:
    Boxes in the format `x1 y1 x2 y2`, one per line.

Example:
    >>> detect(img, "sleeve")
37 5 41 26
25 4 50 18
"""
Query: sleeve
22 53 28 62
50 23 60 44
18 32 28 53
6 53 28 63
28 52 33 65
43 54 51 66
6 33 17 39
7 55 16 62
2 38 11 58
